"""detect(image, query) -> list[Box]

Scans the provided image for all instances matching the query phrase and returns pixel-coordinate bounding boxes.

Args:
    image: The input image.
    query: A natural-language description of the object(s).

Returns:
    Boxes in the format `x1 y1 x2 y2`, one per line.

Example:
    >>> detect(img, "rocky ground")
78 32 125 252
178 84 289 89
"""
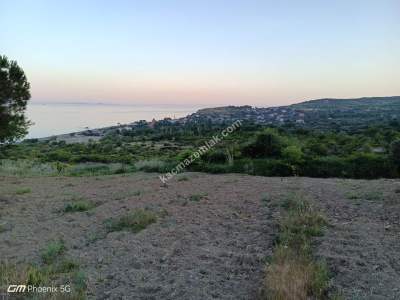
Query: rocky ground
0 173 399 299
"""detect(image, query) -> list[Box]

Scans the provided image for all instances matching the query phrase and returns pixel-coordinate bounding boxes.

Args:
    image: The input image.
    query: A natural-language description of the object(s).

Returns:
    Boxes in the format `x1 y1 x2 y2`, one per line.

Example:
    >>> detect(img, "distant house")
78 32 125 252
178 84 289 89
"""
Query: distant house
148 118 157 128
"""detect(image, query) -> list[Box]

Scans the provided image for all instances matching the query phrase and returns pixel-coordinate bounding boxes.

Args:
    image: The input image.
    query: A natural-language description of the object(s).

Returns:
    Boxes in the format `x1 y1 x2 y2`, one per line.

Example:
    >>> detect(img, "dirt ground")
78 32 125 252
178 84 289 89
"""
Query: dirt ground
0 173 399 299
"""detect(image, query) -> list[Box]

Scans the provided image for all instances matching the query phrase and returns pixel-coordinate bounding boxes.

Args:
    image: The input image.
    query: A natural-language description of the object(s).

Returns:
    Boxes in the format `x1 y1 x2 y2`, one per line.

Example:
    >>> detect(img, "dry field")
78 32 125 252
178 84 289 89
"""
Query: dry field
0 173 399 299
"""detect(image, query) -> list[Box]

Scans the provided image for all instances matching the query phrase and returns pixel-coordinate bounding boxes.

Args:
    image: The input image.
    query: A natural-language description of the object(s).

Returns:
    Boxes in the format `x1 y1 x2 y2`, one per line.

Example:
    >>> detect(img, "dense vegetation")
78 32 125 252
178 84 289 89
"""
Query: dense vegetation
2 120 400 179
291 96 400 131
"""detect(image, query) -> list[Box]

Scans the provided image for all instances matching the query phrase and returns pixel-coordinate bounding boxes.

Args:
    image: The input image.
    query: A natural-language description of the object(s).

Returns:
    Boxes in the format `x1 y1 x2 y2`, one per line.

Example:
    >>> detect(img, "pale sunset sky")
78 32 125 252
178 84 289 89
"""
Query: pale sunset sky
2 0 399 107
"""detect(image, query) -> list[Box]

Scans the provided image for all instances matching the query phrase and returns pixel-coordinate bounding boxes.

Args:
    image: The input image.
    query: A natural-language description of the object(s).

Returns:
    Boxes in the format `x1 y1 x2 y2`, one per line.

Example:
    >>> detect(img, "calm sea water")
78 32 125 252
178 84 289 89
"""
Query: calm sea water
26 103 199 139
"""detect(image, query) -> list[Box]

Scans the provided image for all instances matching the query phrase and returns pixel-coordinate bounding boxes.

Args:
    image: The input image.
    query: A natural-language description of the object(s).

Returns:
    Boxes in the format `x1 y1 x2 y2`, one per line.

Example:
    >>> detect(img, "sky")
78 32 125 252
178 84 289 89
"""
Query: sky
1 0 400 107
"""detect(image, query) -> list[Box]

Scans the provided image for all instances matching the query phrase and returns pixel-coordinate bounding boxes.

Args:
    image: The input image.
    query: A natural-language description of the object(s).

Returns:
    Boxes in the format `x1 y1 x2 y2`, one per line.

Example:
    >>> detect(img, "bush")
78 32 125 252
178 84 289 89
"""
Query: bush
45 150 72 162
252 159 294 177
135 160 175 173
242 129 285 158
299 156 348 178
71 154 110 163
202 150 227 164
346 153 394 179
390 139 400 168
282 145 303 164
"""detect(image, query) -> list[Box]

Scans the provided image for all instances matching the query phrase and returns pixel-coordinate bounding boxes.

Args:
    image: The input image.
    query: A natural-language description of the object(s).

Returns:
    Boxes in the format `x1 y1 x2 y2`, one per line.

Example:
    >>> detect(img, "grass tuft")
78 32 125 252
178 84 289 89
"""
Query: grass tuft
64 199 94 212
178 175 189 181
41 239 66 264
189 193 207 202
105 209 157 233
15 187 31 195
1 239 86 299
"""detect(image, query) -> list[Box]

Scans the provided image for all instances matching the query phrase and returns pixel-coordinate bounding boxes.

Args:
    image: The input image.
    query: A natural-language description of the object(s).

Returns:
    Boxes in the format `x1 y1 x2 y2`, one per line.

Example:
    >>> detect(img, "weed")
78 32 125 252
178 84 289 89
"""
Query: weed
261 194 271 205
105 209 157 233
364 191 382 201
0 262 50 289
55 258 79 273
264 193 330 300
41 239 66 264
178 176 189 181
189 193 207 202
1 242 86 299
345 191 360 200
64 199 94 212
346 190 382 201
72 270 87 293
15 187 31 195
26 264 50 285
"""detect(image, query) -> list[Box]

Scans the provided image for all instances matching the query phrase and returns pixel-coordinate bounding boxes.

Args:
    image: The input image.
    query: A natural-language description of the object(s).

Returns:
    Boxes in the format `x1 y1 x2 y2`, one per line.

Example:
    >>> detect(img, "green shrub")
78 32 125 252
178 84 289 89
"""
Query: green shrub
242 129 285 158
203 150 227 164
390 139 400 167
282 145 303 164
300 156 347 178
252 159 294 177
45 150 72 162
135 160 172 172
346 153 394 179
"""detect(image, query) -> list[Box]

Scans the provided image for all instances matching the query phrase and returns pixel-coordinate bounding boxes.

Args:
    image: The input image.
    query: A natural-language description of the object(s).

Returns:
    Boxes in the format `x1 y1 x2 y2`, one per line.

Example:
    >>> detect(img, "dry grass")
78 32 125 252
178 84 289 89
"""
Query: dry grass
263 194 329 300
265 253 311 300
1 239 87 299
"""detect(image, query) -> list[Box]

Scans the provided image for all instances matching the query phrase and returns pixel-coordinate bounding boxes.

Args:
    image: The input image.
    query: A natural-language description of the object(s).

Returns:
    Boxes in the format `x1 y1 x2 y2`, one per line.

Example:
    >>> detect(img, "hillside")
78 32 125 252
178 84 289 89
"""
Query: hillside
182 96 400 131
292 96 400 109
290 96 400 130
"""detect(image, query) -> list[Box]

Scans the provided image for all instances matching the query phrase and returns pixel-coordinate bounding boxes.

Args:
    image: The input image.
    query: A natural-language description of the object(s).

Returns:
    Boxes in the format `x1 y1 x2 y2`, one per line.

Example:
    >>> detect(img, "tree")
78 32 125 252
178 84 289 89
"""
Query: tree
242 129 285 158
0 56 31 143
390 139 400 168
282 145 303 164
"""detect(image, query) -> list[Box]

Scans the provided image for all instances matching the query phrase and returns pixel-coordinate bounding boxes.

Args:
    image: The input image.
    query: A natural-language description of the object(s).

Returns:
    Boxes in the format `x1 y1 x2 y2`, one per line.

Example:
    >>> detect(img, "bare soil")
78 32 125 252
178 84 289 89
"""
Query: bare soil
0 173 399 299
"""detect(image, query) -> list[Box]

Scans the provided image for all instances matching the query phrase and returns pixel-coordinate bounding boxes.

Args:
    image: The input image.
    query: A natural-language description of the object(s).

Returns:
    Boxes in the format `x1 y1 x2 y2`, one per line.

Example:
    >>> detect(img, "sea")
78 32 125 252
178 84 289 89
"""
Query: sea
25 103 200 139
